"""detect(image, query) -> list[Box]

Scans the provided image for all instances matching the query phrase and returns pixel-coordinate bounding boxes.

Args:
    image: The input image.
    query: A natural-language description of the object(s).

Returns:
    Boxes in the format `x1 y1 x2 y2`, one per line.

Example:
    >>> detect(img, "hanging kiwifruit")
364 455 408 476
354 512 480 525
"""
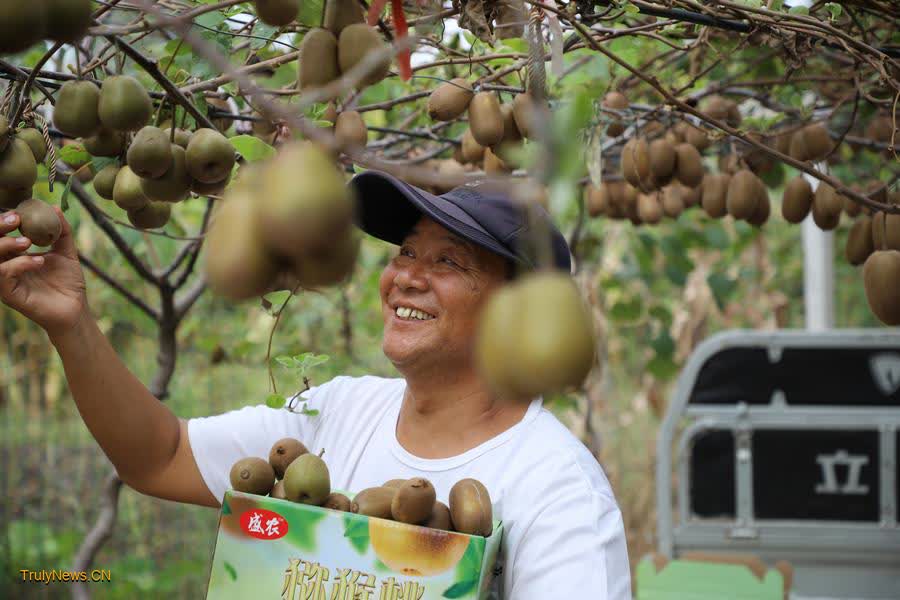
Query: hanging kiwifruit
449 479 492 537
863 250 900 326
428 79 474 122
0 3 45 55
620 137 652 190
282 452 330 505
229 457 275 496
351 487 396 519
603 91 628 137
468 92 505 148
585 184 605 218
701 95 741 127
298 28 340 95
0 186 31 210
435 159 465 193
482 146 509 174
872 211 900 251
460 128 485 163
112 165 150 211
44 0 93 43
268 438 309 479
128 126 173 179
682 124 710 150
741 133 775 175
254 0 301 26
846 216 874 266
800 123 832 162
334 111 368 151
391 478 437 525
660 185 684 219
424 501 452 531
292 229 360 288
747 186 771 227
0 139 38 190
191 172 232 197
93 164 120 200
164 128 193 149
681 183 701 208
322 492 353 512
637 193 662 224
16 199 61 247
865 113 898 144
674 143 704 187
99 76 152 132
511 92 547 140
781 175 813 224
54 81 101 138
127 201 171 230
0 117 8 154
701 173 730 218
338 24 390 88
140 145 192 202
323 0 364 35
492 103 523 165
648 138 676 184
185 128 235 184
726 170 761 220
84 127 126 157
17 128 46 163
812 182 843 231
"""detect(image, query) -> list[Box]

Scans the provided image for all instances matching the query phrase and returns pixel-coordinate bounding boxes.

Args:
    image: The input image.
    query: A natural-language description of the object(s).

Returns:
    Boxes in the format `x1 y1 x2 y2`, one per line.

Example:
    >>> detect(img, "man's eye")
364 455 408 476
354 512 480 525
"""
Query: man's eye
441 257 459 267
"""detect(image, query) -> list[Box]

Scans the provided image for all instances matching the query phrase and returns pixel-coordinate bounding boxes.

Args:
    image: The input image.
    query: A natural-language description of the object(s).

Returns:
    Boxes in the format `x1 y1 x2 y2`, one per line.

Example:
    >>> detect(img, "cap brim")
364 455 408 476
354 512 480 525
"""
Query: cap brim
350 170 523 264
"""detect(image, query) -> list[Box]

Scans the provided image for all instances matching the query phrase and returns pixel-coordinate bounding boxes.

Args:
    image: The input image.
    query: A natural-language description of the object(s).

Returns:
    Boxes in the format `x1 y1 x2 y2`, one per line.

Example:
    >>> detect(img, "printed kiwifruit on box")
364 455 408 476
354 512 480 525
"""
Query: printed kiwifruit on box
205 490 503 599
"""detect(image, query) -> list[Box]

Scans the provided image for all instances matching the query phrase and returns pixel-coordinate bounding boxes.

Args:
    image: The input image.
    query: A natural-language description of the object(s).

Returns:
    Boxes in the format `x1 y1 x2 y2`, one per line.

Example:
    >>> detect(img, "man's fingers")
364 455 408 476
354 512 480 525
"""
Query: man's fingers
0 254 44 279
0 211 21 235
50 206 77 258
0 235 31 259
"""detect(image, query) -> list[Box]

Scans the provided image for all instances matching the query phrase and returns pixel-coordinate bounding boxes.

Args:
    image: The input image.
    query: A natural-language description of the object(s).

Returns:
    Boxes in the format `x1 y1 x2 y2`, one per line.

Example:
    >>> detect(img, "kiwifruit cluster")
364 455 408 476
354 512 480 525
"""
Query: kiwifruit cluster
476 271 595 398
619 128 706 195
0 0 93 55
204 141 357 300
603 91 629 137
229 440 493 537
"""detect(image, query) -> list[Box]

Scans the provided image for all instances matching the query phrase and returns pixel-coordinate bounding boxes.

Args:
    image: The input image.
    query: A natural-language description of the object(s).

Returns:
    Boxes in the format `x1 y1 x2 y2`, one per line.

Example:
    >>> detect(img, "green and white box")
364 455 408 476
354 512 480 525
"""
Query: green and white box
205 490 503 599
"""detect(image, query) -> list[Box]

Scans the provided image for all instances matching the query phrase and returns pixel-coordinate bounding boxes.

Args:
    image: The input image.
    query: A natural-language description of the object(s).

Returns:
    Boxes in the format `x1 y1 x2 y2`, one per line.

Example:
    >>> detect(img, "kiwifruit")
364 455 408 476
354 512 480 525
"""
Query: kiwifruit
140 145 191 203
191 172 231 197
747 187 771 227
185 129 235 184
701 173 730 218
292 229 360 288
718 153 741 175
383 479 407 489
844 193 862 218
682 183 701 208
99 76 152 132
511 93 547 140
801 123 832 162
127 201 171 230
54 81 101 138
585 184 606 218
865 114 898 144
674 143 704 187
44 0 93 43
391 478 437 525
683 124 710 150
230 457 275 496
637 193 662 224
258 142 353 258
112 165 149 211
648 139 676 183
701 95 741 127
726 170 761 220
812 182 843 231
773 127 793 156
0 3 45 55
298 28 340 94
740 132 775 175
164 128 193 149
268 438 309 479
93 164 120 200
846 216 874 266
270 479 288 500
621 137 651 190
872 212 900 251
205 96 232 133
282 453 330 505
428 79 474 122
482 146 510 174
255 0 301 26
435 158 465 193
338 24 390 88
15 128 45 164
351 487 396 519
0 186 31 210
324 0 364 35
781 176 813 224
334 110 368 151
322 492 353 512
128 127 173 179
84 127 126 157
16 199 61 247
449 479 492 537
660 185 684 219
603 91 628 137
0 139 38 190
424 501 452 531
0 117 8 154
321 102 338 125
468 92 504 148
863 250 900 326
459 131 484 165
476 272 595 398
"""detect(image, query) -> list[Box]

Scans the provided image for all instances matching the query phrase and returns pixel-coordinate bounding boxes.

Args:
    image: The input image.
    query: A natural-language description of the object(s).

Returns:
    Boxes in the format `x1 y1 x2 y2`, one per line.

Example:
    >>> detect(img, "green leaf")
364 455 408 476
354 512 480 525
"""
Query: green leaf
263 290 292 307
768 0 783 10
60 175 73 212
609 298 643 323
622 3 640 14
300 406 319 417
297 0 324 27
228 134 276 162
342 514 369 554
443 579 478 598
284 509 327 552
275 356 296 368
265 393 285 409
647 354 679 380
58 143 90 169
90 156 118 172
223 561 237 582
823 2 842 20
707 272 737 311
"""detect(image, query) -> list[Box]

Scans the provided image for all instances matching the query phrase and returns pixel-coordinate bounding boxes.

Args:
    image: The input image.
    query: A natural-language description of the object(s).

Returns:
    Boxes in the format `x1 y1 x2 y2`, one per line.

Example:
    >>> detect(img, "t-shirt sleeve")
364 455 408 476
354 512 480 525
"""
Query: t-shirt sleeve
187 381 332 505
505 452 632 600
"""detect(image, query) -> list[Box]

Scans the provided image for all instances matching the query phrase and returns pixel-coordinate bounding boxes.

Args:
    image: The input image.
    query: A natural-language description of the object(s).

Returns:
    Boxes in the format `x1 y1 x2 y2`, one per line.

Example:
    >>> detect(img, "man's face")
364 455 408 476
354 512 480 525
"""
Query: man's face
379 216 509 372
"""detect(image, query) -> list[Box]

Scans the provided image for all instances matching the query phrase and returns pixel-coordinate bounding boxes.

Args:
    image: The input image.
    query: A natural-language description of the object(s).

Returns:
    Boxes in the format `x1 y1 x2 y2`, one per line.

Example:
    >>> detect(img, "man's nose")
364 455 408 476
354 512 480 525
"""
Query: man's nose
394 260 429 290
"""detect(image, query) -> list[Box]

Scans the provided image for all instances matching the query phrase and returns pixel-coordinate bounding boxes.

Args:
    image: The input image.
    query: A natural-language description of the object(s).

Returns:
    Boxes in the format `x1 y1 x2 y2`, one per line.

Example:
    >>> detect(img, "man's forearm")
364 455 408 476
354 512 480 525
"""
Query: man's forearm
50 312 181 486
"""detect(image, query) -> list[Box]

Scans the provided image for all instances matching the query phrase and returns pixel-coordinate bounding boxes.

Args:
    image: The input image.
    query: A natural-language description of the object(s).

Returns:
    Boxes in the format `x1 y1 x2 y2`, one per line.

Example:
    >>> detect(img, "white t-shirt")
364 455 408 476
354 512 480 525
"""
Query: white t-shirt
188 375 632 599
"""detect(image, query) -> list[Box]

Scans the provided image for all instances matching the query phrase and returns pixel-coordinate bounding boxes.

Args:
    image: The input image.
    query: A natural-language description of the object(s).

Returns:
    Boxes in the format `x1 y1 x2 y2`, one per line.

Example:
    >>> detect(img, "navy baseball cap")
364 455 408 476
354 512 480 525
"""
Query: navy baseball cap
350 170 572 272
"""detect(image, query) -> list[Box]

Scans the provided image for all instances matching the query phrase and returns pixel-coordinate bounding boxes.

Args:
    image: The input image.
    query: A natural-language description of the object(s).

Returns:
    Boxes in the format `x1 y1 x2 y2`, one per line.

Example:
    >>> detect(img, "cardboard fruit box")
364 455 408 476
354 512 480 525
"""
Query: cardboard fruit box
205 490 504 599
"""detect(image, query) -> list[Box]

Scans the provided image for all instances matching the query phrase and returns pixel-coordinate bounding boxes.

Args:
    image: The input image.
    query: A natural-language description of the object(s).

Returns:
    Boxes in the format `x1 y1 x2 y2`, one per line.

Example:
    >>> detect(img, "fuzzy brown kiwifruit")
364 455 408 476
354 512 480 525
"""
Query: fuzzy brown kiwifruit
164 128 193 150
701 95 741 127
674 143 704 188
391 478 437 525
112 165 150 211
44 0 93 43
460 128 485 163
298 28 340 95
872 211 900 252
0 3 45 55
603 91 628 137
84 128 126 157
726 170 761 220
781 176 813 224
322 492 353 512
229 457 275 496
700 173 730 219
800 123 833 162
637 193 662 225
682 183 701 209
16 198 61 247
92 164 120 200
334 111 368 151
865 113 899 145
54 81 101 139
98 76 153 132
741 132 775 174
482 147 509 174
863 250 900 326
428 79 474 122
127 201 171 230
747 186 771 227
449 479 492 537
812 182 843 231
186 129 235 184
283 453 330 505
621 137 652 190
292 230 359 288
270 479 288 500
255 0 301 26
338 24 390 88
351 487 397 519
717 153 741 175
128 126 174 179
0 138 38 191
585 183 606 218
683 124 710 151
0 186 31 210
468 92 504 148
17 128 46 163
383 479 407 489
846 216 875 266
648 139 676 184
424 501 452 531
511 92 547 139
323 0 364 35
268 438 309 480
660 185 684 219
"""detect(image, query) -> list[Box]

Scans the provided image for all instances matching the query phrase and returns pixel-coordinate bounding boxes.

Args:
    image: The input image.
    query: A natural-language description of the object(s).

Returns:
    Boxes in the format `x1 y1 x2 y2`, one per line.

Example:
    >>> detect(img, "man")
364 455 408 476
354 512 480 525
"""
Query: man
0 170 631 598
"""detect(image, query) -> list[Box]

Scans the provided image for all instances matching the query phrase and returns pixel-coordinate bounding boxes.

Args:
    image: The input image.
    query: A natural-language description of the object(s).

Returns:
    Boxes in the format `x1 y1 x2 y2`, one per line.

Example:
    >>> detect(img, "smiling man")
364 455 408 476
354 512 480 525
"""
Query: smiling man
0 170 631 599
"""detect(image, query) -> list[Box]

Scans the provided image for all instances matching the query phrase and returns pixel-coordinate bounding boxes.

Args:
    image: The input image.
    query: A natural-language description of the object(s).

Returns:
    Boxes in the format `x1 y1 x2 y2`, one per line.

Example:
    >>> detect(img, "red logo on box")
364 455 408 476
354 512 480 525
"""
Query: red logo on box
239 509 288 540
